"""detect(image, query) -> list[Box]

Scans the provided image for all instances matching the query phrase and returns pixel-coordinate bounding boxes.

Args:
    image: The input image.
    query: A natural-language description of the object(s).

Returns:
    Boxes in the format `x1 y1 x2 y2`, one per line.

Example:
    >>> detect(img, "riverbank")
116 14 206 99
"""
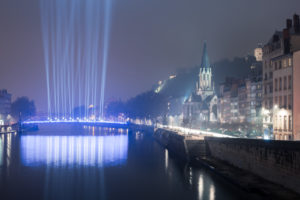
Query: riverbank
153 128 300 200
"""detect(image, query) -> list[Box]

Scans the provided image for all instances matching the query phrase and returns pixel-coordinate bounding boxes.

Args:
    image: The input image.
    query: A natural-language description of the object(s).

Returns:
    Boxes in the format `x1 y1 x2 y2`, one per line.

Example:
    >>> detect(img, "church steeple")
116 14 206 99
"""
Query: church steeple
196 42 214 98
200 42 210 69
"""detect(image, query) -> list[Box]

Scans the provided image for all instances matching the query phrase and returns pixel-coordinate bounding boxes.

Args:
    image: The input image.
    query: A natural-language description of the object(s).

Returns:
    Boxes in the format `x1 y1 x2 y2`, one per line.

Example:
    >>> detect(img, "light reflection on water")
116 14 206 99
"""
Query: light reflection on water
21 135 128 167
196 171 216 200
0 126 243 200
209 184 216 200
0 135 2 166
164 145 216 200
6 133 11 168
198 174 204 199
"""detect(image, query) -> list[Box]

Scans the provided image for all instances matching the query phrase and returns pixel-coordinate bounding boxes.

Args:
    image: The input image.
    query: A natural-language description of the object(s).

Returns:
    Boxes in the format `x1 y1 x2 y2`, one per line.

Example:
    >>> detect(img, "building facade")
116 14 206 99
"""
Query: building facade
218 47 263 127
218 78 240 124
0 89 12 124
262 14 300 140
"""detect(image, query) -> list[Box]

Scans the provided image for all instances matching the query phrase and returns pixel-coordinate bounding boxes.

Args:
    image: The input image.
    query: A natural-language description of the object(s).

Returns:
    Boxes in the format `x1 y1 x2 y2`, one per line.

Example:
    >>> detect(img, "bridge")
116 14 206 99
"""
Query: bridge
22 120 130 129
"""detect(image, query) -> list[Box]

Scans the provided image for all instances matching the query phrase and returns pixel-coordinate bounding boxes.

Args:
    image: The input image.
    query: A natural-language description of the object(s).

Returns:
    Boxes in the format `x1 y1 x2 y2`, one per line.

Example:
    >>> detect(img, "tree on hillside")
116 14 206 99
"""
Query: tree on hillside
11 97 36 121
105 91 168 120
106 100 125 117
125 91 168 119
73 105 86 119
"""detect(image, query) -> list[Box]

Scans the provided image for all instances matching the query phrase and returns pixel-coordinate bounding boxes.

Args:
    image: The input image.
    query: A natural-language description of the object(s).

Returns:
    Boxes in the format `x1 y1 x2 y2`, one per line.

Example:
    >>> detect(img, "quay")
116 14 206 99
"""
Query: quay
153 127 300 200
0 124 17 134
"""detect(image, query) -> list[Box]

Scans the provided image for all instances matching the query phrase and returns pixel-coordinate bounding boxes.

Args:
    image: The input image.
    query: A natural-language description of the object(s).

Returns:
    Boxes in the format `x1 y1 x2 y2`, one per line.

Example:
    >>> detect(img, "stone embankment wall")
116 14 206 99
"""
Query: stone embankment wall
154 128 300 194
153 128 205 161
205 137 300 194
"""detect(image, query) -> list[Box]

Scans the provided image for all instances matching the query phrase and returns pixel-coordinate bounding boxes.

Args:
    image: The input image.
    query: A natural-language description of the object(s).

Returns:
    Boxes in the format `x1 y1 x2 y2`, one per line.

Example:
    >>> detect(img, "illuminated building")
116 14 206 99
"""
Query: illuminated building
262 14 300 140
195 42 214 99
0 89 12 124
218 78 241 124
254 44 263 61
218 51 262 127
183 42 218 125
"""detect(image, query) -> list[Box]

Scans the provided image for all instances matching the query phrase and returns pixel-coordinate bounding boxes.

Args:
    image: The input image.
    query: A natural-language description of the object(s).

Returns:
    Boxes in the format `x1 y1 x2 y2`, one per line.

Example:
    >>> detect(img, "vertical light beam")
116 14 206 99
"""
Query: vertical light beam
100 0 113 118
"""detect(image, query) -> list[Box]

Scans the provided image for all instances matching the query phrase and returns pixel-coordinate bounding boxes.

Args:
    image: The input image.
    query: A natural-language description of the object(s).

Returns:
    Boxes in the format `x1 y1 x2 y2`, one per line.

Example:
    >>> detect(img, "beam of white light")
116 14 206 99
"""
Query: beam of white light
100 0 113 118
40 0 105 119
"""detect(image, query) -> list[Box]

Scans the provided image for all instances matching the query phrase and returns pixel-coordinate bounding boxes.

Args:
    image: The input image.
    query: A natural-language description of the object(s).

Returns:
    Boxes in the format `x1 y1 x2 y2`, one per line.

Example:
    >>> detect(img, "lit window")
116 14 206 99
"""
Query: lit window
283 59 287 68
288 58 292 66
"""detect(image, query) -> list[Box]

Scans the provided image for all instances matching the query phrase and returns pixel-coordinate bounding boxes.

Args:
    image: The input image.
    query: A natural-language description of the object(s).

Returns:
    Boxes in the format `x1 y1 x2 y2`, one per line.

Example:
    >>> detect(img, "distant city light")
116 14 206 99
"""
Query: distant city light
264 134 270 140
262 108 270 115
155 81 165 93
279 109 288 116
157 124 234 138
169 75 176 79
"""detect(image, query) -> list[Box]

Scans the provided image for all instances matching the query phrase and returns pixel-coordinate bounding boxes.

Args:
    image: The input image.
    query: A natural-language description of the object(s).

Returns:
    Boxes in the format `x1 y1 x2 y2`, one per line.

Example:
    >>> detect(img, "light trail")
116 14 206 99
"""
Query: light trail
157 124 235 138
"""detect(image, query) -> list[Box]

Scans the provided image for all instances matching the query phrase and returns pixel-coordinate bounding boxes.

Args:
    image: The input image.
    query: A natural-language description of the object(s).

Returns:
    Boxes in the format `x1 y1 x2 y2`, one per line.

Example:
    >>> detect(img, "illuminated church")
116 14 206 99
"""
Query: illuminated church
183 42 218 124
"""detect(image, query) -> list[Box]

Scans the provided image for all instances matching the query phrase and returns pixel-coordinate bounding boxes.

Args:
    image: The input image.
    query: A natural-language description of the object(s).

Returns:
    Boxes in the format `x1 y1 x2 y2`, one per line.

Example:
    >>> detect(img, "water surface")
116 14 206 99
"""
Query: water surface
0 124 243 200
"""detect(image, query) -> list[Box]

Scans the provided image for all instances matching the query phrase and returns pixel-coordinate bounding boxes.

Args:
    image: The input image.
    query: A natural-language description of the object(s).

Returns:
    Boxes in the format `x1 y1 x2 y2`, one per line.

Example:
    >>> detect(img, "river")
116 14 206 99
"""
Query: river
0 124 244 200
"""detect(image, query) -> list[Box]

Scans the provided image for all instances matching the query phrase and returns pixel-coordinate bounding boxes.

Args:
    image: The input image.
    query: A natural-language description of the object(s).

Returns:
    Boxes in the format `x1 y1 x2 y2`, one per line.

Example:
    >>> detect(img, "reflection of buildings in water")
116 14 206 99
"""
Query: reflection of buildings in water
209 184 215 200
164 148 216 200
165 149 168 170
0 135 3 166
6 133 11 168
21 135 128 167
198 174 203 199
0 133 13 177
182 165 193 188
189 167 193 185
135 131 143 140
197 172 215 200
43 164 105 199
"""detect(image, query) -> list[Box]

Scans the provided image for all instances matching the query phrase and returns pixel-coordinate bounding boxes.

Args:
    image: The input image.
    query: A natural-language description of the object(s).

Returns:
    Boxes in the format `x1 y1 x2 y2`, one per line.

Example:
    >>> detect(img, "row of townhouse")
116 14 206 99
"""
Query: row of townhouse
262 14 300 140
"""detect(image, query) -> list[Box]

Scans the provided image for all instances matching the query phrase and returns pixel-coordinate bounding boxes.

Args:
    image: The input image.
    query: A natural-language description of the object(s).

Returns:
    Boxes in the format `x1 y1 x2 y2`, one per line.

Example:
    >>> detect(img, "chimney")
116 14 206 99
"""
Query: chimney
287 19 292 29
293 14 300 33
283 28 290 53
283 28 290 39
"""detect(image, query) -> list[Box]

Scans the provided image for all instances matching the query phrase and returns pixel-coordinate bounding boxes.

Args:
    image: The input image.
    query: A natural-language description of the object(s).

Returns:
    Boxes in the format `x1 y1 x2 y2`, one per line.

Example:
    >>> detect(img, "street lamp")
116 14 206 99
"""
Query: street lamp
262 107 272 140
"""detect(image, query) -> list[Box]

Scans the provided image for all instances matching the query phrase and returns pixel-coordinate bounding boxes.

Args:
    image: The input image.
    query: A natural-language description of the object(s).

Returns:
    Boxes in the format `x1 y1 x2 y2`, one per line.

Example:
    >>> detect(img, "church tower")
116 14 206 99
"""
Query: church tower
196 42 214 99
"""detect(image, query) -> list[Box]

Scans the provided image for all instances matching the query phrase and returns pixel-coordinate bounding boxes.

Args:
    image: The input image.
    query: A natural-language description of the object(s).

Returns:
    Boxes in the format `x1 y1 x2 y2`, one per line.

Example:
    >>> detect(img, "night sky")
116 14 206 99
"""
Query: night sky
0 0 300 112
